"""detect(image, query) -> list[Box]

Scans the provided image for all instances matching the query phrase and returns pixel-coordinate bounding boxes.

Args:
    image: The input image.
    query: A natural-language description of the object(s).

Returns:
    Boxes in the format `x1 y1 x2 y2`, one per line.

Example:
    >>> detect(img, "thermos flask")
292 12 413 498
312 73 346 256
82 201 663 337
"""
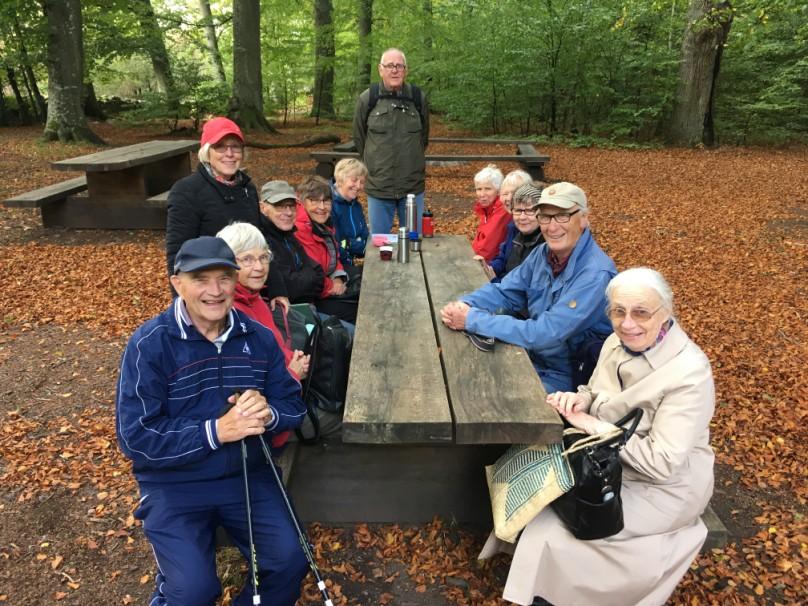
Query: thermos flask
397 227 409 263
405 194 418 236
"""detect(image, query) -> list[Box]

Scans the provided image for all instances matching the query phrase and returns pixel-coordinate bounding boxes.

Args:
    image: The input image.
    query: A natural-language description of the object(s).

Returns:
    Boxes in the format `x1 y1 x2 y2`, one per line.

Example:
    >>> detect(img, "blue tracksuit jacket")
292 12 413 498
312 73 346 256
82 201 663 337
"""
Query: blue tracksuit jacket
116 299 305 484
331 183 369 265
462 229 616 392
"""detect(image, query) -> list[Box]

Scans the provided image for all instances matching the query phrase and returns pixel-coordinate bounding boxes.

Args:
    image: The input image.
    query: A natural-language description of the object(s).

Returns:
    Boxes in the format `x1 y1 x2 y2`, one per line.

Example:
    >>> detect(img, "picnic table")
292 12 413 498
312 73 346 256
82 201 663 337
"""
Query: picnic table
4 139 198 229
288 235 562 524
311 138 551 181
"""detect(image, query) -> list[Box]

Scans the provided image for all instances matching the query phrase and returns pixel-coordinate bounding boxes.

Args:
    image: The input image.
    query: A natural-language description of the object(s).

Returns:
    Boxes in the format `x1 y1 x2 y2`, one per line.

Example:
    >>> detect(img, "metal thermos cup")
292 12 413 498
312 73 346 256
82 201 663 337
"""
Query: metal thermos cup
405 194 418 235
410 238 422 252
397 227 409 263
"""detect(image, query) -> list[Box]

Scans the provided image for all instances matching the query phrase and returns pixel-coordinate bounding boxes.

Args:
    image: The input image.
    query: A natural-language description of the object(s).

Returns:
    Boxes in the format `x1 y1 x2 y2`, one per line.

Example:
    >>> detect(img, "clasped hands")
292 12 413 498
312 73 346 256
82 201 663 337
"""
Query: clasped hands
440 301 470 331
216 389 273 444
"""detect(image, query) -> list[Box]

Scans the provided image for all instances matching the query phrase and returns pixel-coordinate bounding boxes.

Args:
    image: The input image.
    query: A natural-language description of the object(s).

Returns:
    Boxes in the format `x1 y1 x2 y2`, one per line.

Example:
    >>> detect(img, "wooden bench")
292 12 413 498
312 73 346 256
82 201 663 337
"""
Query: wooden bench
3 177 89 228
145 190 171 208
312 139 550 181
288 235 562 524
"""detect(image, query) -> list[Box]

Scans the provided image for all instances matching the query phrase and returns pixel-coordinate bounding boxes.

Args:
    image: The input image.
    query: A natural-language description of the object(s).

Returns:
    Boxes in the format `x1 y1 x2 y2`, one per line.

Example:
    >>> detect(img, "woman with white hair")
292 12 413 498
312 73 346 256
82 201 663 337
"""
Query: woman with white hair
165 117 287 307
481 267 715 606
471 164 511 262
216 222 310 382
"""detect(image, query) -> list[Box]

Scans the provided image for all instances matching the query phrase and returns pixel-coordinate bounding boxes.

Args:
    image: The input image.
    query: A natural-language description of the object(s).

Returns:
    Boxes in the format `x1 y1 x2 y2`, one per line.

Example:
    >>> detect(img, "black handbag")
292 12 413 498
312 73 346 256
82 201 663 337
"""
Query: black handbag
551 408 643 540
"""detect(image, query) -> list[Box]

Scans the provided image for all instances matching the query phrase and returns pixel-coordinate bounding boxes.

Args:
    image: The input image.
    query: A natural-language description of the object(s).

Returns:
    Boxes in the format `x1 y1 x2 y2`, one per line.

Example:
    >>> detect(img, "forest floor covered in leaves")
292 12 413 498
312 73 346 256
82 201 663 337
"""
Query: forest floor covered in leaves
0 119 805 605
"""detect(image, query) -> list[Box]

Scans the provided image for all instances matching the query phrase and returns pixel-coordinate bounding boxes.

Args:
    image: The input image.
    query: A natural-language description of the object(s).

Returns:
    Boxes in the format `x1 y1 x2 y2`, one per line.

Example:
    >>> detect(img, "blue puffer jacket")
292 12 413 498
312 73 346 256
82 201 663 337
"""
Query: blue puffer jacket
331 183 369 266
116 300 305 484
462 229 616 393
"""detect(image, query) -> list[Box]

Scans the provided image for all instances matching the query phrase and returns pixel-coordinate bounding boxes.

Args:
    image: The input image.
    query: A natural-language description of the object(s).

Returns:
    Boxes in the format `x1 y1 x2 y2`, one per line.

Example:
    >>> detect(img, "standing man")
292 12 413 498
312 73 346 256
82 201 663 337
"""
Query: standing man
440 183 617 393
353 47 430 234
116 236 308 606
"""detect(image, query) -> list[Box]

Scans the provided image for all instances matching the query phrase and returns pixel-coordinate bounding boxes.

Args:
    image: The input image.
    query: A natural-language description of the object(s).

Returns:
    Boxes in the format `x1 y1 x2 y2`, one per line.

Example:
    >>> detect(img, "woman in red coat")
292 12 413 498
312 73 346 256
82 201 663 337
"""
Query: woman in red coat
471 164 511 262
294 176 359 326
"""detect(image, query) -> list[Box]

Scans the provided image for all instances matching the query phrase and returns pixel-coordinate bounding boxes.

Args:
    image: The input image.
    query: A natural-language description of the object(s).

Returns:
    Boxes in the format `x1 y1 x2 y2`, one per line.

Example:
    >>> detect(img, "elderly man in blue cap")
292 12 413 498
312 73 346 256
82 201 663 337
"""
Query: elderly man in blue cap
440 182 617 393
116 236 308 606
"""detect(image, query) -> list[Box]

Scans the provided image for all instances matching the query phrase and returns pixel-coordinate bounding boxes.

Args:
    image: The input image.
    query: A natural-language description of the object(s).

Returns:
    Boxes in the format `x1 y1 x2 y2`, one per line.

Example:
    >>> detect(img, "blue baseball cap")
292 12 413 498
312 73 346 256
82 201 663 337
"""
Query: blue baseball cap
173 236 240 274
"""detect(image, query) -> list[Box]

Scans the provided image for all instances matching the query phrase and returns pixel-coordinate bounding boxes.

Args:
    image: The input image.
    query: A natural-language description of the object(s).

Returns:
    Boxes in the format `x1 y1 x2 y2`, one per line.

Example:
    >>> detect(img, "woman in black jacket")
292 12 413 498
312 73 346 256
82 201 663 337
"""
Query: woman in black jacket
165 116 286 302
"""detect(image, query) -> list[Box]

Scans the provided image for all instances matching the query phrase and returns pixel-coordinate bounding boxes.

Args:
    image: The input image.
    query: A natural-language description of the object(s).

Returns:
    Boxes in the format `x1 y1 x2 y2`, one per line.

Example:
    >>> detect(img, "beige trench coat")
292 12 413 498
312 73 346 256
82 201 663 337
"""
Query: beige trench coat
480 321 715 606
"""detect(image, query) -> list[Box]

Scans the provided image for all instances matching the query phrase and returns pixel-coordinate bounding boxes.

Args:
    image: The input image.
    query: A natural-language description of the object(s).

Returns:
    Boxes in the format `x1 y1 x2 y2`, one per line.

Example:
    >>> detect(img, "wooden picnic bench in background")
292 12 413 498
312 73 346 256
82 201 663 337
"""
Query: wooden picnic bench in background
287 235 562 525
312 138 550 182
3 139 198 229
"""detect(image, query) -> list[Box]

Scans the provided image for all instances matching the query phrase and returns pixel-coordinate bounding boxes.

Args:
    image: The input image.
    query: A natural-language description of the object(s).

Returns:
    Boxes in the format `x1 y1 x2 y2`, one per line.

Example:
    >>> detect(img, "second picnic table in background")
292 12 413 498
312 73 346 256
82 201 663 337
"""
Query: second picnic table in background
47 139 198 229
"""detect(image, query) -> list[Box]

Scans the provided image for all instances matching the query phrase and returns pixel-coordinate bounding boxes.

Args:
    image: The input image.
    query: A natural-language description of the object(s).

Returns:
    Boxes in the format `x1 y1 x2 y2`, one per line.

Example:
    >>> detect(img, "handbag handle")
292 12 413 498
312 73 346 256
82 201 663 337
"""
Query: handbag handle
563 408 644 456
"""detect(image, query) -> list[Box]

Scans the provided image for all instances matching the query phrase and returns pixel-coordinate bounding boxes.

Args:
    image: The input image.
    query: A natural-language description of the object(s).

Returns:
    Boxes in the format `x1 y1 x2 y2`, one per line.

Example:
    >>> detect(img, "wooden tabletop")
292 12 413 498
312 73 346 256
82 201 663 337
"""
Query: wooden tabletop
343 235 562 446
51 140 198 172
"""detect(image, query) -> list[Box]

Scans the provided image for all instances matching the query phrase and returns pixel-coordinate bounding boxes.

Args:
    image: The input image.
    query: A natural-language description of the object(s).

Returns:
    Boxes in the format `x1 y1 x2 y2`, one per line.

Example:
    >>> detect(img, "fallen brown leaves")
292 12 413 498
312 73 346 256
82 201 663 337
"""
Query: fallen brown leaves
0 122 806 604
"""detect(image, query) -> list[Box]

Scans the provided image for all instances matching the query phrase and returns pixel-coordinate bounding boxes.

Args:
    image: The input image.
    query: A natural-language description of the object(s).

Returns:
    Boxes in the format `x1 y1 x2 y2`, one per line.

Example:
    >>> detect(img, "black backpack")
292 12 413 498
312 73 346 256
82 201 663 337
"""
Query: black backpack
364 82 425 128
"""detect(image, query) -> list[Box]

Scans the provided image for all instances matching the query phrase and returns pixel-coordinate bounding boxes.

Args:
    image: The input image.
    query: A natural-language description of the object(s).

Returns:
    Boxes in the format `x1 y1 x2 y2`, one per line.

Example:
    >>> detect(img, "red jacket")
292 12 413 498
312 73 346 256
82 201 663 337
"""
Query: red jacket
232 282 297 448
294 204 346 298
472 197 511 262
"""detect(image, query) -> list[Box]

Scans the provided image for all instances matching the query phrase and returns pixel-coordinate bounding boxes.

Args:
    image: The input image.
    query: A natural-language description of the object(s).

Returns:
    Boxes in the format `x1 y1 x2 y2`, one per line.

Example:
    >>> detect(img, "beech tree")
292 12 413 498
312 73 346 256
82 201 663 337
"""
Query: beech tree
197 0 227 83
357 0 372 91
669 0 734 145
42 0 103 143
229 0 274 131
311 0 336 121
133 0 178 109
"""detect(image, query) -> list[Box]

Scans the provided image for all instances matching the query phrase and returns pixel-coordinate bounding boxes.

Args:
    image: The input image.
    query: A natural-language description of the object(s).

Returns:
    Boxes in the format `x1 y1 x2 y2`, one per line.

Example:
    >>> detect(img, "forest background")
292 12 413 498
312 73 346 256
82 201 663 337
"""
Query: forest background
0 0 806 145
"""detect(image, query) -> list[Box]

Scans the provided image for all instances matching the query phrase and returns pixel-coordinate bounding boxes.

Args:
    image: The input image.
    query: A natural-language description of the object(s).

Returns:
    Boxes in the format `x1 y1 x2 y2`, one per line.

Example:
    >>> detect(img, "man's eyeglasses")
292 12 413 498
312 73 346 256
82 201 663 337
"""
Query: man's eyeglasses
212 142 244 154
306 198 332 207
607 305 662 323
537 209 580 225
512 205 541 217
267 201 296 212
380 63 406 72
237 253 271 267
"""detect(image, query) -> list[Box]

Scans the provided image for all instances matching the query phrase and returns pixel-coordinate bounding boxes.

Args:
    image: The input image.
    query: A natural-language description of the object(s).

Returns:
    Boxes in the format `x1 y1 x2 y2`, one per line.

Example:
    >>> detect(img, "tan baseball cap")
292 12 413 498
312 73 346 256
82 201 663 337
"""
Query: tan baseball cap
539 182 587 211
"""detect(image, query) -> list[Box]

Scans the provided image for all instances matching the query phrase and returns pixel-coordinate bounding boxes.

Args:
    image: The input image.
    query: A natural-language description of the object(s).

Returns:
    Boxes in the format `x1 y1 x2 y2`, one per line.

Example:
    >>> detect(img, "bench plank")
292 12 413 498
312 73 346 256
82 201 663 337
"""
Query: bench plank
421 236 562 445
3 177 88 208
51 140 198 172
342 245 452 444
145 190 170 208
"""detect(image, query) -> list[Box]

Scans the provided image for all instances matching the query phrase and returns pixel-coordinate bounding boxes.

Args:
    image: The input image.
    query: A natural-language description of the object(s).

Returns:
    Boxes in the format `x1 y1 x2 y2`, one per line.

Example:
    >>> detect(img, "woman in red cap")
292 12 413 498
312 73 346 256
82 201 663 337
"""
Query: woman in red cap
165 117 287 307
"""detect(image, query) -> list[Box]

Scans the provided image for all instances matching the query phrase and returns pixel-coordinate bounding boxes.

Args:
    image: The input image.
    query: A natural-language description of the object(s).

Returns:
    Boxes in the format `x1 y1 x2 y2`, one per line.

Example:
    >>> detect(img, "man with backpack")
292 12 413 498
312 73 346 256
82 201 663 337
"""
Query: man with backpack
352 47 430 234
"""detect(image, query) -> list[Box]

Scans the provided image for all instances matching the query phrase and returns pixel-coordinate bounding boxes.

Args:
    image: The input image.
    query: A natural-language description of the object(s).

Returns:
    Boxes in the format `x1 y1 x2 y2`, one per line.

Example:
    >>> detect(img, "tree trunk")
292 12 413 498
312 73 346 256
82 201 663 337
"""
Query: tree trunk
703 8 733 146
311 0 336 121
20 64 42 122
357 0 373 92
134 0 179 110
669 0 733 146
83 81 106 119
229 0 275 131
13 16 48 120
42 0 103 143
0 73 9 126
6 67 32 125
197 0 227 83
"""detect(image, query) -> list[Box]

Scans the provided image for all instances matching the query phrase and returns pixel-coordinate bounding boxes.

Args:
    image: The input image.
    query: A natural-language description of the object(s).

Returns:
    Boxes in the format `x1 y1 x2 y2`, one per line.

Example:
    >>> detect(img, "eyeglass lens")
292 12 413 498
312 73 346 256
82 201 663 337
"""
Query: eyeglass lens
381 63 406 71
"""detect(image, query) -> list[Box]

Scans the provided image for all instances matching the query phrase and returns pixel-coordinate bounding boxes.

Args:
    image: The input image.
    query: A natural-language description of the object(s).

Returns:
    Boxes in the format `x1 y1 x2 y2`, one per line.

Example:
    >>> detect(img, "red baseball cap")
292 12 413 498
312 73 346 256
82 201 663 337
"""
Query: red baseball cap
200 117 244 146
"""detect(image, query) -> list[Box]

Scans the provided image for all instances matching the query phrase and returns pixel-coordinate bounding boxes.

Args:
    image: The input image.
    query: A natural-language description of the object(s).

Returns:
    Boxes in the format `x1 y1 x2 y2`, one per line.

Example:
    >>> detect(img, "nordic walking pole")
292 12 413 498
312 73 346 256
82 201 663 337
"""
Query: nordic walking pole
256 433 334 606
231 392 262 605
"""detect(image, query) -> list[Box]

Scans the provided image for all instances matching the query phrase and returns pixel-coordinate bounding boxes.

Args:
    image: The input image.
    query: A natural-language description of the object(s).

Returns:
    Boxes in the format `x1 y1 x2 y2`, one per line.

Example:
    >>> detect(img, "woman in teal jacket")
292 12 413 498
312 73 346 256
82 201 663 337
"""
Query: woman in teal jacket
330 158 370 266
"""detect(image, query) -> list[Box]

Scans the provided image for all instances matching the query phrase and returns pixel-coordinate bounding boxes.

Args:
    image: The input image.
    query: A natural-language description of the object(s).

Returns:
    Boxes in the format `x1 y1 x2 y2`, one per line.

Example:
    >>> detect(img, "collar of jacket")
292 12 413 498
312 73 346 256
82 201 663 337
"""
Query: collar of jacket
170 297 252 342
331 183 356 206
513 227 542 248
474 197 503 220
197 164 251 203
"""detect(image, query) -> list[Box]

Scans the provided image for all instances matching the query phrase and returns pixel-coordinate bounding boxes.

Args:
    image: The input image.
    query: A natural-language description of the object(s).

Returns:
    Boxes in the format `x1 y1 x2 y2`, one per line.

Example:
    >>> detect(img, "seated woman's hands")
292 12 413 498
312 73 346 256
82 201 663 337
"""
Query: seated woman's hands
547 391 617 435
547 391 588 416
289 350 310 378
473 254 496 281
329 278 347 296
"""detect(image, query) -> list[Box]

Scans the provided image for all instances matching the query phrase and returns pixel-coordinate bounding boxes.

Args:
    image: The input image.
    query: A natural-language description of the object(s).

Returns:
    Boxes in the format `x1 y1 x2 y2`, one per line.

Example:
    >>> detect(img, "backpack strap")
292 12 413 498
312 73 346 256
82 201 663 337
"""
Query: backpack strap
364 83 424 128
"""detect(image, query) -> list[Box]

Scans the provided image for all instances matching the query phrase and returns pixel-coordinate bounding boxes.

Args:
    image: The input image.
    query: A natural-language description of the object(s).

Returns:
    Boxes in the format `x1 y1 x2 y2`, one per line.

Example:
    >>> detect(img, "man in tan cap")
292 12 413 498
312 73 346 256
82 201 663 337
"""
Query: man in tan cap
440 182 617 393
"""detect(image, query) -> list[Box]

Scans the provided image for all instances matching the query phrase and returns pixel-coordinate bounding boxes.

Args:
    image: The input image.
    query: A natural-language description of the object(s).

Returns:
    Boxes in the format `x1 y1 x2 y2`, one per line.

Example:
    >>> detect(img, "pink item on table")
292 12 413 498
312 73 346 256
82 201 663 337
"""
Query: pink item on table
372 235 389 247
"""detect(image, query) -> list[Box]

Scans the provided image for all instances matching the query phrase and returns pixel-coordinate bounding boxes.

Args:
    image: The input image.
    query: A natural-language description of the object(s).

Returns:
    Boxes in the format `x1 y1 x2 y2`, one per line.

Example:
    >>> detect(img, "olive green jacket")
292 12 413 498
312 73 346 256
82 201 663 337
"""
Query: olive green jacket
352 82 429 199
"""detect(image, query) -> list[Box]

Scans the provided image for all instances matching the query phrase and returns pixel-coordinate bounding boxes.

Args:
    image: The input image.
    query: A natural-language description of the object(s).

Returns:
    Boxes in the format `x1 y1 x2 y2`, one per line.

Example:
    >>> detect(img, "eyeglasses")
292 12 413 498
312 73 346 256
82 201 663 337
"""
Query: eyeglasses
512 205 541 217
380 63 407 71
237 253 271 267
212 143 244 154
306 198 332 207
537 209 580 225
607 305 662 323
264 201 296 212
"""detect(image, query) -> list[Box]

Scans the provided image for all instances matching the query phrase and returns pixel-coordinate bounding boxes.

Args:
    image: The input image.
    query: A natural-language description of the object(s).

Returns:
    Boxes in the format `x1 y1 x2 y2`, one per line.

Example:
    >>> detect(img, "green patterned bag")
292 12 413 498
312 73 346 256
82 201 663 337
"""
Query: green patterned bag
486 442 575 543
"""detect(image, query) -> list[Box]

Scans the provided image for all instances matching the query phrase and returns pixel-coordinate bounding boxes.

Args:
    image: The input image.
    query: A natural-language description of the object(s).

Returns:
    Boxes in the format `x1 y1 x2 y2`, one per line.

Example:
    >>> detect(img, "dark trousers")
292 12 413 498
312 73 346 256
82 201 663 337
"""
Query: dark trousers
135 467 308 606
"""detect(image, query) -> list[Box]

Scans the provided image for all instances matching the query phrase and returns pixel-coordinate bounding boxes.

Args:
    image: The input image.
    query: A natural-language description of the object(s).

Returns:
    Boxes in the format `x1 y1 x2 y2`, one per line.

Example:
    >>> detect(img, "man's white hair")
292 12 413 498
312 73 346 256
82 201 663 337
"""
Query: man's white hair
380 48 407 66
